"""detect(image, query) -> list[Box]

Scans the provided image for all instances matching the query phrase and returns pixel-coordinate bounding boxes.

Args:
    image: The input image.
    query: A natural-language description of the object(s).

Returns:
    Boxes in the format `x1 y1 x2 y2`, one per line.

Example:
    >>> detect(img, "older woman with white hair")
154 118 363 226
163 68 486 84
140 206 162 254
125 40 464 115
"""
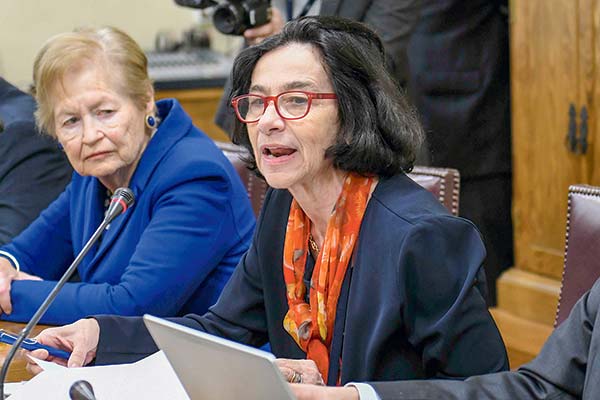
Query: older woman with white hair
0 27 255 325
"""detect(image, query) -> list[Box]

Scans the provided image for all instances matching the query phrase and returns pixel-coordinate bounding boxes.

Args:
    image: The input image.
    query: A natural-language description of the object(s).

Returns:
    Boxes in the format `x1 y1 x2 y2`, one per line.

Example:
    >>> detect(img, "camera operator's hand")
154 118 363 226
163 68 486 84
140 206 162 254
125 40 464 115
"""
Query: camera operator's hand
244 7 285 44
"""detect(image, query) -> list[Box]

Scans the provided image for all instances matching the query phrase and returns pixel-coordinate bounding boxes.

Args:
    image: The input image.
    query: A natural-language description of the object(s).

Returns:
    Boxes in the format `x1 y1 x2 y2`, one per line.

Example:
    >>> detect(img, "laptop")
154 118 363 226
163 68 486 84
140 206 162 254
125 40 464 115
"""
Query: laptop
143 315 296 400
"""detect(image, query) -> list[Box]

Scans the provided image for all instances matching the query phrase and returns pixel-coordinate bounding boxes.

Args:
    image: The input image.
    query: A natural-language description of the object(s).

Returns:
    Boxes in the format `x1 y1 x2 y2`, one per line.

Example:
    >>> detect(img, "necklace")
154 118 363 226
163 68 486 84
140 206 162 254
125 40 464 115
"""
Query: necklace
308 233 320 257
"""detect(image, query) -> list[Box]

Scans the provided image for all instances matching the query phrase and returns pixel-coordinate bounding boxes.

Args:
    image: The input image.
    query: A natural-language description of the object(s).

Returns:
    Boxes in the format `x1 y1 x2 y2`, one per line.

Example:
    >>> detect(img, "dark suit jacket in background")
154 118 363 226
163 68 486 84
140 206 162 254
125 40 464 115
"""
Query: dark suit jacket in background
0 78 72 245
372 277 600 399
406 0 513 305
95 174 508 383
407 0 510 179
320 0 421 88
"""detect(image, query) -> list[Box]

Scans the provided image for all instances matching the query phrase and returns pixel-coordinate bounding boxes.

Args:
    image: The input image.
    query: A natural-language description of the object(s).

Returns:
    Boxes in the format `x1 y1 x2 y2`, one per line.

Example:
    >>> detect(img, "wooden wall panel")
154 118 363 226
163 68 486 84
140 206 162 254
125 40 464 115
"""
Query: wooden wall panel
511 0 583 280
155 88 230 143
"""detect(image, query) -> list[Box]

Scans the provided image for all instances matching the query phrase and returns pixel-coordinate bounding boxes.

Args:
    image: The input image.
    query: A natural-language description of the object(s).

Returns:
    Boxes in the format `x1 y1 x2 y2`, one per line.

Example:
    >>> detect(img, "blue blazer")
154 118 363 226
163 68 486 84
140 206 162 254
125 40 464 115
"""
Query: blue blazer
95 174 508 382
0 99 255 325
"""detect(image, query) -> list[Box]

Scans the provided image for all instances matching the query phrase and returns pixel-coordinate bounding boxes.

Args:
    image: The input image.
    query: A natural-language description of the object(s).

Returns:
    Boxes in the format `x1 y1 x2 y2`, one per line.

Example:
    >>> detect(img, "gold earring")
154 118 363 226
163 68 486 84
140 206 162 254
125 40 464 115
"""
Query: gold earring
145 115 156 129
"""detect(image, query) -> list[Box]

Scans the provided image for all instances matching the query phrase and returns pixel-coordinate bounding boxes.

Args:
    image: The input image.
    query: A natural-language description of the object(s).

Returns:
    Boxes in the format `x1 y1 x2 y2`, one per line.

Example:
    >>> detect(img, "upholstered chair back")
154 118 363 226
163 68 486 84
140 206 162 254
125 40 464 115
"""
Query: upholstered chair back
555 184 600 326
215 141 268 217
407 166 460 216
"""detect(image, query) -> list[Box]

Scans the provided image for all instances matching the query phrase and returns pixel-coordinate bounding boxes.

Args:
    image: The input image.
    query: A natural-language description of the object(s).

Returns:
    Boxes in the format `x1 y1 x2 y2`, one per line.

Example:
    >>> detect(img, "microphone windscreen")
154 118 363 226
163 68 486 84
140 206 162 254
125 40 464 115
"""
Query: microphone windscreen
69 380 96 400
104 187 135 224
113 187 135 208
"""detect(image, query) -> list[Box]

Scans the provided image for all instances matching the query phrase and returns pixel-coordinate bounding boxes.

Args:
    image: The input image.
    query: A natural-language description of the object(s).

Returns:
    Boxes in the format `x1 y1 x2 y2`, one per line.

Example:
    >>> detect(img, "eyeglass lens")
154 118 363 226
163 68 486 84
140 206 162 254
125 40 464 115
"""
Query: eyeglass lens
237 92 310 121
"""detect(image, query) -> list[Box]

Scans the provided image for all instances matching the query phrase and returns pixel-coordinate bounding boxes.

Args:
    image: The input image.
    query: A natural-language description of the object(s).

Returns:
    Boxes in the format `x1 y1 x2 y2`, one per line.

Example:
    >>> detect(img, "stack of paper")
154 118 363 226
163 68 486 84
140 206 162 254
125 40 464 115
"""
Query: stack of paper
9 351 189 399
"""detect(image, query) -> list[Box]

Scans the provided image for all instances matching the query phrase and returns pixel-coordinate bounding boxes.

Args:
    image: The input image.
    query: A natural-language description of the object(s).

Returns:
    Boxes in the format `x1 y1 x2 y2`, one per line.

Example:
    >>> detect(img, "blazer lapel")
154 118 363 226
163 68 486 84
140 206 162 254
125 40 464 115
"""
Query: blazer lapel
79 180 106 268
83 186 137 275
82 99 188 273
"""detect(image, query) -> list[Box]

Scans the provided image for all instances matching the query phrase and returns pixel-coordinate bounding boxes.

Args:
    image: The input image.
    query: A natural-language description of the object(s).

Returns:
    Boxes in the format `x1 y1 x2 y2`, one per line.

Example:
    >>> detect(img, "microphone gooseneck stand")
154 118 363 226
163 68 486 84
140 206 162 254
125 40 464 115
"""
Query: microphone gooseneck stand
0 187 134 399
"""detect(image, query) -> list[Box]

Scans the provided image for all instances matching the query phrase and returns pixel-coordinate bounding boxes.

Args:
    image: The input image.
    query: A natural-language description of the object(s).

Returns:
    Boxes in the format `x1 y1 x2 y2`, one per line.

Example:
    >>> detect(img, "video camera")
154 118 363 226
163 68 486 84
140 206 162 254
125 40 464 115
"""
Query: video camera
174 0 272 36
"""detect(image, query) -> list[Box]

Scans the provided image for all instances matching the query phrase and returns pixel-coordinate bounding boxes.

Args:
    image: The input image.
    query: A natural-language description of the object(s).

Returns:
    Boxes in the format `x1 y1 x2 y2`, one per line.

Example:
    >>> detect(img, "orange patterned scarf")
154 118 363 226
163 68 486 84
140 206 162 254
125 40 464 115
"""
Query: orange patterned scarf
282 173 375 384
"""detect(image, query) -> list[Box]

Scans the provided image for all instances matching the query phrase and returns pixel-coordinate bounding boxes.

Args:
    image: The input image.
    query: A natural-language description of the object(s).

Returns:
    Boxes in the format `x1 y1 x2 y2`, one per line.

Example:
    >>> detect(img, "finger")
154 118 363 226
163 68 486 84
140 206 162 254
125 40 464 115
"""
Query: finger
243 23 274 40
25 361 44 376
274 358 291 368
24 351 49 376
278 366 294 382
26 349 50 361
35 330 64 348
17 272 42 281
84 351 97 366
48 356 69 367
67 349 88 368
0 287 12 315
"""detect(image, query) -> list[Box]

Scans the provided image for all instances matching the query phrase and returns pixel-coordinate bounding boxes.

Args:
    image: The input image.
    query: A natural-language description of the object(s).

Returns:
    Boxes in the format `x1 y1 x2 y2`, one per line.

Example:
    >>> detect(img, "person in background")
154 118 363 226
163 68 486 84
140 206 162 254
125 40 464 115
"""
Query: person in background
291 276 600 399
0 77 72 245
215 0 422 136
406 0 512 305
28 17 507 395
0 26 255 325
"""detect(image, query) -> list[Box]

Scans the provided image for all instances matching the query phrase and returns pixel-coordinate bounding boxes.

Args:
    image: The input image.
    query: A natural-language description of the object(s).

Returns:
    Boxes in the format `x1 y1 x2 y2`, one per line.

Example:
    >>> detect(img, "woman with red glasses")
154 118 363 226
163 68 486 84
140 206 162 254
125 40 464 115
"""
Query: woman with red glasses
28 16 508 399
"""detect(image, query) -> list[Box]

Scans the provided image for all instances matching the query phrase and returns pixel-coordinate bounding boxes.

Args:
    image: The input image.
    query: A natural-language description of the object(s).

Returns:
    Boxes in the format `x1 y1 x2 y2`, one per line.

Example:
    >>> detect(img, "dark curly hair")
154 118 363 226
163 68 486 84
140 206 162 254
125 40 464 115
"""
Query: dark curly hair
230 15 424 177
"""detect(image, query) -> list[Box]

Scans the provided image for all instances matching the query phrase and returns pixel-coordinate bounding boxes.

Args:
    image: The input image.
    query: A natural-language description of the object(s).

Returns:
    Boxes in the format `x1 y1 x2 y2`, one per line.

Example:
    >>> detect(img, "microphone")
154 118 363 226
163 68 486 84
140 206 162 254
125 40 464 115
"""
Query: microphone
69 380 97 400
0 188 135 399
0 117 4 133
105 188 134 224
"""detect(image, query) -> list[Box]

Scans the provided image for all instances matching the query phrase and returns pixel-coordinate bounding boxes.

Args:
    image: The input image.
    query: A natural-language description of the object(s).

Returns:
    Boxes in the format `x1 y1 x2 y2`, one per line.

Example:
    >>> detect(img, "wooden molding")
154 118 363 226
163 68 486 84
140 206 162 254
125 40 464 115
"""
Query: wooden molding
496 268 561 325
490 308 553 369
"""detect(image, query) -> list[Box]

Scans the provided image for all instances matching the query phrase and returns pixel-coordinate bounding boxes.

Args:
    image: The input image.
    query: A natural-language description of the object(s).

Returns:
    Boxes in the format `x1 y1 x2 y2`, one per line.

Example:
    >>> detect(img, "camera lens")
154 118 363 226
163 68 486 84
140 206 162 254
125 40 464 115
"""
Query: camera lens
213 4 247 35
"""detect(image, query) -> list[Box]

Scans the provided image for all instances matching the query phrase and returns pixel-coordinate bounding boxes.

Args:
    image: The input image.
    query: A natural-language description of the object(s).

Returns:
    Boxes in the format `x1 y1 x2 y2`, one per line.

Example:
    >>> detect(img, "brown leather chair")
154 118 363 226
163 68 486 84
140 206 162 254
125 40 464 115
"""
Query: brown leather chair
554 184 600 326
407 166 460 216
214 141 269 217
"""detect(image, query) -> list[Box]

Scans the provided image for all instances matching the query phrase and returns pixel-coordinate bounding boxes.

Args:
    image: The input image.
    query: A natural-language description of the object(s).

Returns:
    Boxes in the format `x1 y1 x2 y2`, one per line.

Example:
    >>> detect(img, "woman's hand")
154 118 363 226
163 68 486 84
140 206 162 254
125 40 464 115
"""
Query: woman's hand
16 271 42 281
0 258 19 315
290 384 359 400
243 7 285 45
275 358 325 385
0 258 42 315
25 318 100 375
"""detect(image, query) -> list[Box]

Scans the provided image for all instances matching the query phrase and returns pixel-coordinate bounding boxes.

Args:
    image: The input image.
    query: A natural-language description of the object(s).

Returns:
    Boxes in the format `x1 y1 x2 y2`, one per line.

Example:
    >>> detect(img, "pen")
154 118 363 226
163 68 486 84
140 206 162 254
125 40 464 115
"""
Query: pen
0 330 71 360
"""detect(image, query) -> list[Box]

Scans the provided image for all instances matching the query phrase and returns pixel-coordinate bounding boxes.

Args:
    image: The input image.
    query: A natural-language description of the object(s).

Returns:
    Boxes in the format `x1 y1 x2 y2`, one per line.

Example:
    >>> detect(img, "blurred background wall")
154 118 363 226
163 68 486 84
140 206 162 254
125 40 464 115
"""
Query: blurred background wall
0 0 204 88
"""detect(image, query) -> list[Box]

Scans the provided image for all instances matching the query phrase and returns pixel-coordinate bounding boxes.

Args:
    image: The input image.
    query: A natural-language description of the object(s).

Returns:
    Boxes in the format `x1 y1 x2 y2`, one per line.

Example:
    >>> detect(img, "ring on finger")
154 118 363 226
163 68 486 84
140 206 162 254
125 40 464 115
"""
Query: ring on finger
290 370 303 383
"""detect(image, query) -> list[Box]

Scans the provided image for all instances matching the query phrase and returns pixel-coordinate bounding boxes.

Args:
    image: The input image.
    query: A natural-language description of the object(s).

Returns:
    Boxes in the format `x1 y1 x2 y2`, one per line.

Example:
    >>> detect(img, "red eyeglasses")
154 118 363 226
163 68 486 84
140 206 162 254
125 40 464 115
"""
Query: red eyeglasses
231 90 337 123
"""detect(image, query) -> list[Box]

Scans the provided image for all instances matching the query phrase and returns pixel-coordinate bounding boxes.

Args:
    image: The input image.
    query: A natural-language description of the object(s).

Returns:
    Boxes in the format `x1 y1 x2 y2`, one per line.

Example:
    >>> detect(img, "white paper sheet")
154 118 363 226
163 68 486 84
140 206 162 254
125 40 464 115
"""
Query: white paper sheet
25 354 66 372
9 351 190 399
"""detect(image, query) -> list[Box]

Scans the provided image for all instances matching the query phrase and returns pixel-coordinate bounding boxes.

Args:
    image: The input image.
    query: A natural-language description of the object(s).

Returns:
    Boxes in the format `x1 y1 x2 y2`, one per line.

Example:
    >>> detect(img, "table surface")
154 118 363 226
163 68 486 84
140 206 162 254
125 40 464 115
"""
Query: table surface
0 321 50 382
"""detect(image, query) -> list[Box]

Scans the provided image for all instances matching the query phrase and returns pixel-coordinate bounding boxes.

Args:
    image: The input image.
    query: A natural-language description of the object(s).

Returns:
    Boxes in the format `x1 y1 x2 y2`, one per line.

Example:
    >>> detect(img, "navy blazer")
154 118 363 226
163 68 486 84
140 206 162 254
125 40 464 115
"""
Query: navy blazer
0 99 255 325
0 78 71 245
373 277 600 399
95 174 508 382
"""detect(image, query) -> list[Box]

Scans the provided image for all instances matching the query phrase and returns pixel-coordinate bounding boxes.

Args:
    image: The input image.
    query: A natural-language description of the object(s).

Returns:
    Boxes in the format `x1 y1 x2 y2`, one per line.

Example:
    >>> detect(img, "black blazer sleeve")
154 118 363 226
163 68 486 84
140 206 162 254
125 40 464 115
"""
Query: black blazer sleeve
0 120 72 245
371 279 600 400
